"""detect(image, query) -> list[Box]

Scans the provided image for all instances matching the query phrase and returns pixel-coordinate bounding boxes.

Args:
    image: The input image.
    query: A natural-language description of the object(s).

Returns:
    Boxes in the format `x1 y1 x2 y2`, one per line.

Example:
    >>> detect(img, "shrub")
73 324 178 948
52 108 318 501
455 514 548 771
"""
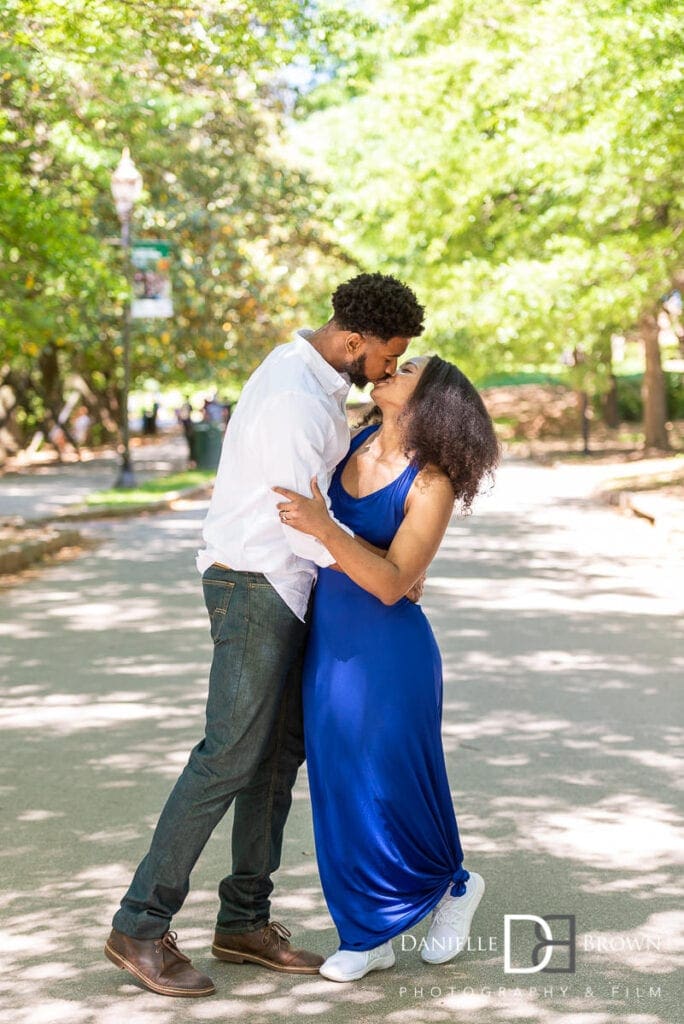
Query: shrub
604 372 684 422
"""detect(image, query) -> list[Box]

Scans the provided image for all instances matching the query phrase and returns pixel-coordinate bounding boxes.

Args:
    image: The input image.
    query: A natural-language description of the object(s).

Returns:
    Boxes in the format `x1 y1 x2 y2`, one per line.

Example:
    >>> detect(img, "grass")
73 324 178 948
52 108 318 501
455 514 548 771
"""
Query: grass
600 456 684 494
477 370 565 388
86 469 214 508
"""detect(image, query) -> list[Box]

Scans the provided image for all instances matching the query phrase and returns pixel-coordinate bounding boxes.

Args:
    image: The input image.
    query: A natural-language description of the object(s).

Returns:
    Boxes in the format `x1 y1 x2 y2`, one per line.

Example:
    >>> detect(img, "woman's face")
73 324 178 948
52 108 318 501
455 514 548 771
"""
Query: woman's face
370 356 429 409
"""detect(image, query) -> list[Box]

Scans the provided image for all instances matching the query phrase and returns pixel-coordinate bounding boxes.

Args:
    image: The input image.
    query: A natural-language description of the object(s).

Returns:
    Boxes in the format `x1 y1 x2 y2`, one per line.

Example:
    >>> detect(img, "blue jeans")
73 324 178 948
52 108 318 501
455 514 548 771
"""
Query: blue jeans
112 566 309 939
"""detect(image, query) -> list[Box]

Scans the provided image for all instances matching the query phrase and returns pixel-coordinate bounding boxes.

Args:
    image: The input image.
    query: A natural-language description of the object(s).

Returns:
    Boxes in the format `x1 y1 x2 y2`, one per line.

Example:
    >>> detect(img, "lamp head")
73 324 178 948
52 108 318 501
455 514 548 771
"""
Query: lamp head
111 147 143 223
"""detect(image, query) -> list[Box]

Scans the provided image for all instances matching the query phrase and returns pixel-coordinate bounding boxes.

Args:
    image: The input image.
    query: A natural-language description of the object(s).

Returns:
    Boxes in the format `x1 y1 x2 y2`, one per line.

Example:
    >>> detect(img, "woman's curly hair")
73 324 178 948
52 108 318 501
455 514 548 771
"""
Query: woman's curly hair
401 355 501 513
331 272 425 340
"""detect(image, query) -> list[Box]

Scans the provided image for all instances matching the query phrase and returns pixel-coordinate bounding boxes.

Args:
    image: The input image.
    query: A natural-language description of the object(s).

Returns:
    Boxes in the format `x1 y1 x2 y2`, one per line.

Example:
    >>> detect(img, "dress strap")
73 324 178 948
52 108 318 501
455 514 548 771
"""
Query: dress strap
336 424 380 475
350 423 380 453
392 460 420 509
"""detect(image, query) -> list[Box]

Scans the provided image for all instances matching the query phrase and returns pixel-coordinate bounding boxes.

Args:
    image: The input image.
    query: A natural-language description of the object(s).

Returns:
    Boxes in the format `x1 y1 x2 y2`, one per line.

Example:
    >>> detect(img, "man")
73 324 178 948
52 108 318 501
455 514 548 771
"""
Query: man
105 272 425 997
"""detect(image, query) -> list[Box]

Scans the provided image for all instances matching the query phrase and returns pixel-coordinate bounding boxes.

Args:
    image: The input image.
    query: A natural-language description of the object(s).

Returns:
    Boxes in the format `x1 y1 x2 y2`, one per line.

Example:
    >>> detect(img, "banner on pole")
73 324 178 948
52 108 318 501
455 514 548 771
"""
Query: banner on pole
131 240 173 319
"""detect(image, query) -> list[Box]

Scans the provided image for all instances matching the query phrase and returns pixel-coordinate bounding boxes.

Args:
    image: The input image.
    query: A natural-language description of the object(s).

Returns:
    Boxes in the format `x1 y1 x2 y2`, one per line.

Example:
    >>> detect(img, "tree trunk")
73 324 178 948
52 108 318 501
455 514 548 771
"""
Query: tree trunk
641 312 670 449
599 335 620 429
5 368 37 447
38 343 62 413
578 390 590 453
0 370 19 466
603 374 620 428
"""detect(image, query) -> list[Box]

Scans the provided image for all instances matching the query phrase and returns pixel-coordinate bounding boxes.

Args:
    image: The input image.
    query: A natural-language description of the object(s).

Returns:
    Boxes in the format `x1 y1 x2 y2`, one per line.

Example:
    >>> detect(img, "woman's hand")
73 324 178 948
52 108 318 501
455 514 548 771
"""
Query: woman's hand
273 477 331 538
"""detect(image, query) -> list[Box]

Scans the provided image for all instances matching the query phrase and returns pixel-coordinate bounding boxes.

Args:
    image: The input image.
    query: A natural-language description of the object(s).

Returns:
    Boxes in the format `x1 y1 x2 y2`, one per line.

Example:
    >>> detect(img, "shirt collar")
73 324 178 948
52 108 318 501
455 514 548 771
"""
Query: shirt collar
294 329 351 396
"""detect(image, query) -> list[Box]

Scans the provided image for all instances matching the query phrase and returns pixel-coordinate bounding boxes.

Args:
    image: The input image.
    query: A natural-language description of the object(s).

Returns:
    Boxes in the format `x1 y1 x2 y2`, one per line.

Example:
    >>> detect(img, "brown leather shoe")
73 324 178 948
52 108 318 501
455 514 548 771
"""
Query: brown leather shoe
212 921 324 974
104 928 216 997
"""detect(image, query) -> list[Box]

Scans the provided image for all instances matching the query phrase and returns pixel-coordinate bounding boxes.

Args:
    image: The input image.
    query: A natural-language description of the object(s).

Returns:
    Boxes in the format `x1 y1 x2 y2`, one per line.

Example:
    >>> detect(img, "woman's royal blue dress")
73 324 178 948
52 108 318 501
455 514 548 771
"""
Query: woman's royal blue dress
302 424 470 952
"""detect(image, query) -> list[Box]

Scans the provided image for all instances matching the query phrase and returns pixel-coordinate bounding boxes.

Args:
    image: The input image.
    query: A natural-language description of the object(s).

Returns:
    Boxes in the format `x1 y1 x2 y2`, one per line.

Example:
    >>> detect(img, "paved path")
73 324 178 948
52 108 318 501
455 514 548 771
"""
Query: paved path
0 435 189 522
1 458 681 1024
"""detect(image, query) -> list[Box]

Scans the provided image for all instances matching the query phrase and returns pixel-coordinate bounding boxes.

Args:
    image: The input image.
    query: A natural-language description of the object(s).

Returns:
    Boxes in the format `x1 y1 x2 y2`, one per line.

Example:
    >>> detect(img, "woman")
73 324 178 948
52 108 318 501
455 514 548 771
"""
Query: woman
274 354 500 982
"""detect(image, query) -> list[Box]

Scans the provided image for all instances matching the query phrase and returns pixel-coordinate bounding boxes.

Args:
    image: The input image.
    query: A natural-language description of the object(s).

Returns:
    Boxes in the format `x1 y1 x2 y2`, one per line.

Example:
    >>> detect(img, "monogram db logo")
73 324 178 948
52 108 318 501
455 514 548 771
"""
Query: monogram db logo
503 914 576 974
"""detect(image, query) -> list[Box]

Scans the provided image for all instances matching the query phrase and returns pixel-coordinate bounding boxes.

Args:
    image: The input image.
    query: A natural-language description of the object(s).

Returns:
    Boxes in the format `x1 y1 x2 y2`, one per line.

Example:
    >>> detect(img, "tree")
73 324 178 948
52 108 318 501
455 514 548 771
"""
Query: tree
0 0 348 451
295 0 683 446
640 312 669 448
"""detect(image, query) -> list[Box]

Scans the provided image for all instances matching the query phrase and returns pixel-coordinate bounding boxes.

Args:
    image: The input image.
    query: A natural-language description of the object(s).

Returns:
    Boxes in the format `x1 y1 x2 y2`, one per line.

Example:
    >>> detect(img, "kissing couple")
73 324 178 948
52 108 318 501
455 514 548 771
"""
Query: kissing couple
105 272 500 994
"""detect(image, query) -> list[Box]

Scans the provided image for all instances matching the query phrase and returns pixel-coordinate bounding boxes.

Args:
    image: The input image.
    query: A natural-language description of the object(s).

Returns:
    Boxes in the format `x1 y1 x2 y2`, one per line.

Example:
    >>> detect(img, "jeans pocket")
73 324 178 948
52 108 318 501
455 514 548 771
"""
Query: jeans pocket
246 582 308 648
203 579 236 643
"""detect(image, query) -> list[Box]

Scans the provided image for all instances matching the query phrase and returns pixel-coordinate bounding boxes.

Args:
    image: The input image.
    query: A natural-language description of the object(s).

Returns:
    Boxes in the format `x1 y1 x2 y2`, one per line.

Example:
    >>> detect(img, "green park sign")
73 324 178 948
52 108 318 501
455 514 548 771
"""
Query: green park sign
131 240 173 320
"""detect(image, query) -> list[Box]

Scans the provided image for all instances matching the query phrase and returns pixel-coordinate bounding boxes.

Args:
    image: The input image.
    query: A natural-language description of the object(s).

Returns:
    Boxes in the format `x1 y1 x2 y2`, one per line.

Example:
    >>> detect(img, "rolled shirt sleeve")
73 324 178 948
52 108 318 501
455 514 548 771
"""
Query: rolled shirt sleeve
254 391 352 567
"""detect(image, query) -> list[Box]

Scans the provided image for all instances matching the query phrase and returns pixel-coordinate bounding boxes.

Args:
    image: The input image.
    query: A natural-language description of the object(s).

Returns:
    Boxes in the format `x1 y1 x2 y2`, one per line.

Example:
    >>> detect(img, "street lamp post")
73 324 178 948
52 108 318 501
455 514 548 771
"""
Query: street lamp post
111 147 143 488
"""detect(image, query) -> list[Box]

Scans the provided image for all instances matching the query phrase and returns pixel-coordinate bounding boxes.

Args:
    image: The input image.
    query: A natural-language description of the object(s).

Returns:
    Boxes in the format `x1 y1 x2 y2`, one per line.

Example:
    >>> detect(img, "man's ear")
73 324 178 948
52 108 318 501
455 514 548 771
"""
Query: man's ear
344 332 364 355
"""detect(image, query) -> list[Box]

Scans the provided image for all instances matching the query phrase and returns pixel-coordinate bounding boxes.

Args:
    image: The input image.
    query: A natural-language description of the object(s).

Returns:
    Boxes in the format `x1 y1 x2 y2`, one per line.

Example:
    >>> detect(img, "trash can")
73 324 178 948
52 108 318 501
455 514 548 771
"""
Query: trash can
190 423 224 470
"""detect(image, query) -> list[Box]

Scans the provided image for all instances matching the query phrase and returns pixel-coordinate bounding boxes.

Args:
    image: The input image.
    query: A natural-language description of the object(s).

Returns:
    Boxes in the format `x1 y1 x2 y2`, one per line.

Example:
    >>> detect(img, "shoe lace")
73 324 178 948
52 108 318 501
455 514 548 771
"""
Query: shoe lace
433 897 468 926
263 921 292 949
155 930 190 963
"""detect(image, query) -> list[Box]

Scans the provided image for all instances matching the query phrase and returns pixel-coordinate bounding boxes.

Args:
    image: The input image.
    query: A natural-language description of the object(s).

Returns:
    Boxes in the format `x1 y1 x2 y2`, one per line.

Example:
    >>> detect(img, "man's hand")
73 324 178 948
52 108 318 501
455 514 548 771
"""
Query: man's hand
405 572 426 604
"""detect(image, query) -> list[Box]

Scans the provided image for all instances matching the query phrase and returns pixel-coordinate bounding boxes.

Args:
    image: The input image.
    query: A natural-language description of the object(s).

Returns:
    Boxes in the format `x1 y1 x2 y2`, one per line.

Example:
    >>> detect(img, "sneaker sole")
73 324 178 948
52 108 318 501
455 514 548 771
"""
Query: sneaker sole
319 954 396 982
211 943 322 974
421 873 486 965
104 941 216 997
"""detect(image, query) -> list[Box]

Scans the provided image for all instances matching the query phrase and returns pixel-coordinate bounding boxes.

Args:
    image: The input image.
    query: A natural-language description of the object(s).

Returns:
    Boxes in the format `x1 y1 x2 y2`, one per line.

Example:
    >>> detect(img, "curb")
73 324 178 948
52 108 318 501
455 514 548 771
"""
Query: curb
0 527 85 576
27 483 214 528
0 484 213 576
598 489 657 525
594 466 684 531
597 488 684 549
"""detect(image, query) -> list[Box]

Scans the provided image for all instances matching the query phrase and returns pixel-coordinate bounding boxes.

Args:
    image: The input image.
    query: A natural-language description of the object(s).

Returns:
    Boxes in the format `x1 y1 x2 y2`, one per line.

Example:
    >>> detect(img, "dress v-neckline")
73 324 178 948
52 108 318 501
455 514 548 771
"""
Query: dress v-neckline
338 426 413 502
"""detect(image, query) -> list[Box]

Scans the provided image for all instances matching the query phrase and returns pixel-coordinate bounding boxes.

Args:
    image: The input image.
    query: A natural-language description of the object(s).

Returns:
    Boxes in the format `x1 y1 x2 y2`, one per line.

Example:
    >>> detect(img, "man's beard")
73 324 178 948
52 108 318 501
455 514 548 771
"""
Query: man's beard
346 354 370 388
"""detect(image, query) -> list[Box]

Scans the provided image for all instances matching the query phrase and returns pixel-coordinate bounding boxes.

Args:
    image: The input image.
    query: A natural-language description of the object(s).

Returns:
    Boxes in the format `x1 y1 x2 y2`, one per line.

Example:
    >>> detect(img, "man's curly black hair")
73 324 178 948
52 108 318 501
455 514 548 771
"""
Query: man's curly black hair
331 272 425 341
401 355 501 513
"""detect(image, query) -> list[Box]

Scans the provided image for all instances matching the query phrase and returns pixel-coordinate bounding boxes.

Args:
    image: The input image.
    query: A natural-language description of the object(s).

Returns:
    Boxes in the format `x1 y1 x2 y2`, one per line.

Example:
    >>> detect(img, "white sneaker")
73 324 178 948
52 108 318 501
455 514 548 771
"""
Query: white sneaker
421 871 485 964
319 940 395 981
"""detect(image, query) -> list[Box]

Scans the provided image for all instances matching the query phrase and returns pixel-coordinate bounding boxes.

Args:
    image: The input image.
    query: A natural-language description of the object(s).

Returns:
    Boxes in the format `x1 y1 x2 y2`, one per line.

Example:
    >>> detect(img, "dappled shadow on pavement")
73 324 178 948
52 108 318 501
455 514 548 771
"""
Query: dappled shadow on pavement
0 461 682 1023
0 434 189 522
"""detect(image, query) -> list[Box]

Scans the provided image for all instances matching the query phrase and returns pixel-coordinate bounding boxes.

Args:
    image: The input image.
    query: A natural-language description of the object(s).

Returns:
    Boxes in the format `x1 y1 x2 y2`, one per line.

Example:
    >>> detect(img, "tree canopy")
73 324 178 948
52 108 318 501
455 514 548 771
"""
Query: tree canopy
0 0 348 438
1 0 682 451
294 0 683 388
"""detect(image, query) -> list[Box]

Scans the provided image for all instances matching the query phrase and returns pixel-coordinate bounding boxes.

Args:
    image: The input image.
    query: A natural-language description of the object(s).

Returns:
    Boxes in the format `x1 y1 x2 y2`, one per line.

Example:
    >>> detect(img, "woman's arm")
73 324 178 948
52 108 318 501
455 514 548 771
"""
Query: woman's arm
273 472 453 605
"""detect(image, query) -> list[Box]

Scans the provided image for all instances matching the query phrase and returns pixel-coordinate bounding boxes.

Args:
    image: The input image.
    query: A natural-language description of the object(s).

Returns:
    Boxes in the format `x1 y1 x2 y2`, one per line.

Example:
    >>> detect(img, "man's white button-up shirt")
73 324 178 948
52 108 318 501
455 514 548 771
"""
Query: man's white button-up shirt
196 329 352 621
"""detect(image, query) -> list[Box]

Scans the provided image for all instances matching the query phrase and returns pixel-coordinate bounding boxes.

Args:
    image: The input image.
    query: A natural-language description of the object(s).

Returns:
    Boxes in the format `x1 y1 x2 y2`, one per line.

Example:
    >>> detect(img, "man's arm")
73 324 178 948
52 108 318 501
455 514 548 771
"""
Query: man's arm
255 391 351 567
261 396 425 600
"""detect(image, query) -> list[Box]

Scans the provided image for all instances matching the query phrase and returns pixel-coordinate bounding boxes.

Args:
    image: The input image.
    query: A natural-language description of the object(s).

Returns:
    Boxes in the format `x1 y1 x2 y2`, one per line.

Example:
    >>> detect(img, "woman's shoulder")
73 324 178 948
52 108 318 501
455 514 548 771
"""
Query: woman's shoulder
401 464 455 534
409 463 454 502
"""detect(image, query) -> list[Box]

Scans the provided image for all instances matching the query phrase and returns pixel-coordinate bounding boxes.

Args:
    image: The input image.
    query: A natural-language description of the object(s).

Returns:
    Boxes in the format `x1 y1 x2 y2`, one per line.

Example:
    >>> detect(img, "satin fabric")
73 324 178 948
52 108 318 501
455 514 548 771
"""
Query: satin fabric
302 425 470 952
